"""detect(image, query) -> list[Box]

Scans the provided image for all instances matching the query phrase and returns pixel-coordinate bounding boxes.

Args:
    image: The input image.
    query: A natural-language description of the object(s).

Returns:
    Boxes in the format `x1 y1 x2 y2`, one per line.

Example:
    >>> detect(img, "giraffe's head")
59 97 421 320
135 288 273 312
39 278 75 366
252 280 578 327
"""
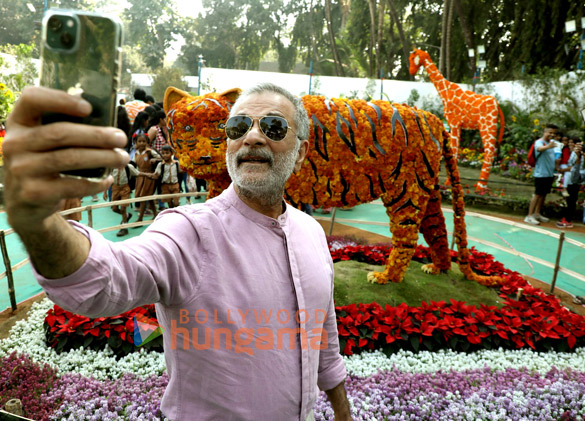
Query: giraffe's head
409 49 431 76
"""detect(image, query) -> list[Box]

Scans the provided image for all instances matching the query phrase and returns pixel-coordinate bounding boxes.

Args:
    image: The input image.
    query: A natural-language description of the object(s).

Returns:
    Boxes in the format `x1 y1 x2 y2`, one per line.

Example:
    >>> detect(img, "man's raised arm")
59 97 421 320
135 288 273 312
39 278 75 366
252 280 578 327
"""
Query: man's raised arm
3 86 129 279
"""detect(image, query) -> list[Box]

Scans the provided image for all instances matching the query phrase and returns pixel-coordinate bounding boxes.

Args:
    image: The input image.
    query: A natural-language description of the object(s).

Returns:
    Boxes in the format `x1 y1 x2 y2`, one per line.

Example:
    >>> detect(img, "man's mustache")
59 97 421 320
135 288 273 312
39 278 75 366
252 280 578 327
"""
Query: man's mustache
235 148 274 167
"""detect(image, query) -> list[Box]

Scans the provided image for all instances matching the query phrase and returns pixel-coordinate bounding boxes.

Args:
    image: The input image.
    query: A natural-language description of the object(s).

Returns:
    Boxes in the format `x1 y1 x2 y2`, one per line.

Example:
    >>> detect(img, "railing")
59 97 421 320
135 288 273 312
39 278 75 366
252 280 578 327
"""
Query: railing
3 194 584 311
314 204 585 295
0 192 206 311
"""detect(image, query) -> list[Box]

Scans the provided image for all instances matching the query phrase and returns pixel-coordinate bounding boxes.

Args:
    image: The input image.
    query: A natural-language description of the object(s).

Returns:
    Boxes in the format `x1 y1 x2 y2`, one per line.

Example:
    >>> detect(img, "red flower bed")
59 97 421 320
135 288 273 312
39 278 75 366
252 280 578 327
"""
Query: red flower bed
44 304 162 357
44 243 585 357
332 244 585 355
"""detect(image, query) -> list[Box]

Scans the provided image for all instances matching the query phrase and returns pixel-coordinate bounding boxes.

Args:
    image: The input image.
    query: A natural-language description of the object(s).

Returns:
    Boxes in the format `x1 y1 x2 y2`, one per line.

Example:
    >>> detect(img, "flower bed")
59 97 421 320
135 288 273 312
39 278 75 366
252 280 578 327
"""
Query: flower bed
3 298 585 419
42 241 585 359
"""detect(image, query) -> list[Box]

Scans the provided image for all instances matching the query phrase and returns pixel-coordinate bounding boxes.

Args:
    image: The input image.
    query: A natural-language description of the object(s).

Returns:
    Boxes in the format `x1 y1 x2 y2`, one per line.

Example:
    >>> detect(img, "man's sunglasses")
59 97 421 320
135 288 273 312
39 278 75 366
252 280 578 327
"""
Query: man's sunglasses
225 115 296 142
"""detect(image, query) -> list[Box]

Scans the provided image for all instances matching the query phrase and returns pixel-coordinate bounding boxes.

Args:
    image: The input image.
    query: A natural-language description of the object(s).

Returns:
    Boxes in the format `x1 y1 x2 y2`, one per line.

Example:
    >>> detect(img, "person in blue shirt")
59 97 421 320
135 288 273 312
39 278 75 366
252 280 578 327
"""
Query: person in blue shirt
524 124 559 225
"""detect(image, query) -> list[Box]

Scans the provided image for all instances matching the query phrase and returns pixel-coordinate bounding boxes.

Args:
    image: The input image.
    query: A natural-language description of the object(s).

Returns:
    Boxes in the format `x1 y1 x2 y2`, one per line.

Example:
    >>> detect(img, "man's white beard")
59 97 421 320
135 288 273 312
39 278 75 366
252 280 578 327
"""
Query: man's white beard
226 142 300 207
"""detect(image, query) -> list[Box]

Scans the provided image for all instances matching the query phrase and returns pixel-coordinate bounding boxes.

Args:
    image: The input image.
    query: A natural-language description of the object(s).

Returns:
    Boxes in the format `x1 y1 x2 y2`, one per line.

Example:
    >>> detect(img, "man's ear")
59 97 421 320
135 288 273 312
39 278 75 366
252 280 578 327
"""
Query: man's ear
294 139 310 172
164 87 192 113
218 88 242 104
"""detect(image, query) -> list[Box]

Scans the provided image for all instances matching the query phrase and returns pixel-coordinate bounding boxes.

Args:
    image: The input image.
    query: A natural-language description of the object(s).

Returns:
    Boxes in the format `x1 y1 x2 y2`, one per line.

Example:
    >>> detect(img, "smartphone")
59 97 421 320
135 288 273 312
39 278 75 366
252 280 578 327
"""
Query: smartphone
40 9 123 180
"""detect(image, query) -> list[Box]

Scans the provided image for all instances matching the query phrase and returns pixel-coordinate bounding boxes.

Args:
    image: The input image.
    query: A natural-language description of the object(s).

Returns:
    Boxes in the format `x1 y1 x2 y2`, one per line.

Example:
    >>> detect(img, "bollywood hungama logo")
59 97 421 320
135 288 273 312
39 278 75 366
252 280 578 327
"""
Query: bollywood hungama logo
134 314 164 347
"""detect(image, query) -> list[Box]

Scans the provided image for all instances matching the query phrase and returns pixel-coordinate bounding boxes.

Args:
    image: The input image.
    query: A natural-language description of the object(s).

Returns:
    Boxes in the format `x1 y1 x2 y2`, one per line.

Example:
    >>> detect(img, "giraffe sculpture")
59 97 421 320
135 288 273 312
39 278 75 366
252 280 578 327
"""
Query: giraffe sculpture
409 48 504 189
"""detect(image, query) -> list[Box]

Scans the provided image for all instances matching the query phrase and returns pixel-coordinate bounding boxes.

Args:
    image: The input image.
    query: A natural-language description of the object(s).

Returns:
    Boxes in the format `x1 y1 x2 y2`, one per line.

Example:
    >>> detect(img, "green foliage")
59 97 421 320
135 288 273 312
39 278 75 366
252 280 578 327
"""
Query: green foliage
0 42 38 119
333 260 502 308
123 0 183 70
150 67 187 102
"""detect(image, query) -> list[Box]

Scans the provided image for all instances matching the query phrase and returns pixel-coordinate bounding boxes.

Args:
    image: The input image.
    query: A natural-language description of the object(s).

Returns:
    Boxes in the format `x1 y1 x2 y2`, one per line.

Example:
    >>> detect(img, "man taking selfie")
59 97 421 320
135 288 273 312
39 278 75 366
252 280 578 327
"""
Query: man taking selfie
2 83 351 420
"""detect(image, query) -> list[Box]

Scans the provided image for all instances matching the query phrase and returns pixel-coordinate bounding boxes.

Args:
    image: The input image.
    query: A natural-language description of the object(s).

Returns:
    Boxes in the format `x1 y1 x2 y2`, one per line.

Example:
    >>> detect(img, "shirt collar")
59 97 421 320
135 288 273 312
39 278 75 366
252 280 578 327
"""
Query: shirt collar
220 184 289 228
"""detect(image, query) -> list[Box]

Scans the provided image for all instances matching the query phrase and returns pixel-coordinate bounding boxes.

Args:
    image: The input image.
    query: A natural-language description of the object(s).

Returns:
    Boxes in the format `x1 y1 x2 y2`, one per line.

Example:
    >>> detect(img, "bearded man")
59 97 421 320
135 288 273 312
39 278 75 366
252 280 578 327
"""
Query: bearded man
2 83 351 420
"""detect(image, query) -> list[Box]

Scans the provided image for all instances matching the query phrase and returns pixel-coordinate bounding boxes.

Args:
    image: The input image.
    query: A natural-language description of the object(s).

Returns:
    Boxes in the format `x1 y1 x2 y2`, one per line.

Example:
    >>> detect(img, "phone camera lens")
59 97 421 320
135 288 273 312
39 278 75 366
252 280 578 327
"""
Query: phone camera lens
48 16 63 32
60 32 75 48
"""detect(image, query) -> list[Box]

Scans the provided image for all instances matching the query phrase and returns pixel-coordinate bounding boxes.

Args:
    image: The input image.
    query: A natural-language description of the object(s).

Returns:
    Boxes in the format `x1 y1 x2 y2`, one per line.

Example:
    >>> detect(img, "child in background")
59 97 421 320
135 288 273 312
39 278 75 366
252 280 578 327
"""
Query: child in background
107 162 140 237
134 134 161 223
152 145 182 209
557 135 573 198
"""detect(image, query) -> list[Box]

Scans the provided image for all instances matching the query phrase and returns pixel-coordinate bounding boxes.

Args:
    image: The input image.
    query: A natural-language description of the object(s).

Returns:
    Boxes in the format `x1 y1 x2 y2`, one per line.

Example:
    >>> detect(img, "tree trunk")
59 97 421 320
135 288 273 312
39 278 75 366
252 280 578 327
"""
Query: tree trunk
308 0 321 71
376 0 386 78
445 0 455 79
386 0 412 80
324 0 345 76
339 0 351 29
439 0 450 75
452 0 476 76
367 0 377 77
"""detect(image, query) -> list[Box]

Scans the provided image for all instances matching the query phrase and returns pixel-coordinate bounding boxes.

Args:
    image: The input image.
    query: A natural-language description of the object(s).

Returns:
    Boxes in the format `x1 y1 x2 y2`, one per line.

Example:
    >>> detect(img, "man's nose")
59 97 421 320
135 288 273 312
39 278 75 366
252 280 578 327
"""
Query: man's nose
243 119 267 145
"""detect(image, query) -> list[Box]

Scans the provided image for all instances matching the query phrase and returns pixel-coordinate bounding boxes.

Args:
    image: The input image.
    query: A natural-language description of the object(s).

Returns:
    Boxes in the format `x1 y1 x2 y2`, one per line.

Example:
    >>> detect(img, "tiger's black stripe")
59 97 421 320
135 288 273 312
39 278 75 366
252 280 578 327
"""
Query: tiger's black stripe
421 151 435 179
365 174 376 198
416 172 431 194
336 113 358 156
378 173 387 193
396 198 420 212
422 113 441 152
387 181 407 206
391 105 409 147
312 115 330 161
344 102 358 129
366 102 382 125
364 112 386 155
340 173 350 206
307 157 319 181
390 152 403 180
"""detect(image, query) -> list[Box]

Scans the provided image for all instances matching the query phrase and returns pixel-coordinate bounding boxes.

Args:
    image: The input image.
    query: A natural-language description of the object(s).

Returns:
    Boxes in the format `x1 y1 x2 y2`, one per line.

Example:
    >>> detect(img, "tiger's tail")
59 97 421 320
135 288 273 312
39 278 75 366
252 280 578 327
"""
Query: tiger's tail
442 130 504 287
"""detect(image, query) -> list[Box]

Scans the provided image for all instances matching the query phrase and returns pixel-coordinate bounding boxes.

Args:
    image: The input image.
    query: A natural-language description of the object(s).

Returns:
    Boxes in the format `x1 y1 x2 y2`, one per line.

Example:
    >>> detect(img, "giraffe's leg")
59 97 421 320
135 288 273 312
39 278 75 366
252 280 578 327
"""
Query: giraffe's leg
449 125 461 160
367 194 429 284
419 188 451 275
476 122 498 190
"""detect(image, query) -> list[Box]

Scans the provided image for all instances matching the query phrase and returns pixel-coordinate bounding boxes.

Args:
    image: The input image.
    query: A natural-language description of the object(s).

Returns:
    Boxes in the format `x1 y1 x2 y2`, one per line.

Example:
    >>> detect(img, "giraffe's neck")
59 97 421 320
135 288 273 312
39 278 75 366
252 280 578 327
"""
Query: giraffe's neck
422 58 460 103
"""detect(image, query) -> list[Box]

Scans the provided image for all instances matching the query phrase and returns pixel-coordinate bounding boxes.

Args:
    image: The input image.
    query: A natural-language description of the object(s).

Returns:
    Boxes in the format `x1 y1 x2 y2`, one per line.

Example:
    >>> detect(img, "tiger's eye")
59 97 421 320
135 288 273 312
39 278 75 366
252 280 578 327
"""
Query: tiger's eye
184 125 193 132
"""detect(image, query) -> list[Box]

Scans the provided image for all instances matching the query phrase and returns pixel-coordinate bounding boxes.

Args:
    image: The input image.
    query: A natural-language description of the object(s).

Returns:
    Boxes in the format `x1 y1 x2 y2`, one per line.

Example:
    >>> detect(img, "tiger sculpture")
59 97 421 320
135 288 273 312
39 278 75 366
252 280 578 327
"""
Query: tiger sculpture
163 87 502 287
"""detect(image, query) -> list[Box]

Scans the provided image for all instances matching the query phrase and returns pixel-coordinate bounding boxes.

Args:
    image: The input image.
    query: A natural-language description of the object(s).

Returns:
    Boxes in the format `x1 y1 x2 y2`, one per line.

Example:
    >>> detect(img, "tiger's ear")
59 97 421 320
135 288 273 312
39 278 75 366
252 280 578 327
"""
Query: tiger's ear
164 87 192 113
219 88 242 104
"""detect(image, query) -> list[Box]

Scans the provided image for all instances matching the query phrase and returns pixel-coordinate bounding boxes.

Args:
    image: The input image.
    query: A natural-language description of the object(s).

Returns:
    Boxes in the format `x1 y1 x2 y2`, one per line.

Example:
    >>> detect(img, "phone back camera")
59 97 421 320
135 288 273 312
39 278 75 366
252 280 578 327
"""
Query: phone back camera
45 14 78 51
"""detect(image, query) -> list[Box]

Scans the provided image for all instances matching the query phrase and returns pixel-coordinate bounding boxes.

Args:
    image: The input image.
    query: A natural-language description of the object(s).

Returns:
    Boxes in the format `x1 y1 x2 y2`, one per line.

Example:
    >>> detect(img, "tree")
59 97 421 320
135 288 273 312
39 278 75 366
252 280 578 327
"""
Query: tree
123 0 183 70
151 67 188 101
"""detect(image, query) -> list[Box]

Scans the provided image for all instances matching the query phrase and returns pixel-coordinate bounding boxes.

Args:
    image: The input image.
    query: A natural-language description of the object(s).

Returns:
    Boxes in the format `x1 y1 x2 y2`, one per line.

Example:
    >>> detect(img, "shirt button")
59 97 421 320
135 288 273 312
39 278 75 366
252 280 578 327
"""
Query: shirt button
271 222 276 226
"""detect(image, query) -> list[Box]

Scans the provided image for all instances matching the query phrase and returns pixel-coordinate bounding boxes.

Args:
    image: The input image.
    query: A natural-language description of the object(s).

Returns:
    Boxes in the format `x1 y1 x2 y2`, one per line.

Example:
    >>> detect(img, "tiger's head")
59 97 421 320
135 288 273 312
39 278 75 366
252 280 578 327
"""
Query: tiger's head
163 87 241 179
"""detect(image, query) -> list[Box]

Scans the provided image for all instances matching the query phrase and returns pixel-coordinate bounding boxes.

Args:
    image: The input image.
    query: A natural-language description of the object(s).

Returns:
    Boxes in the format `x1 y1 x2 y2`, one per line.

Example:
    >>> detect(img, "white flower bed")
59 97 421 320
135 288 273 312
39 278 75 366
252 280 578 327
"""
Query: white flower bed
2 298 584 381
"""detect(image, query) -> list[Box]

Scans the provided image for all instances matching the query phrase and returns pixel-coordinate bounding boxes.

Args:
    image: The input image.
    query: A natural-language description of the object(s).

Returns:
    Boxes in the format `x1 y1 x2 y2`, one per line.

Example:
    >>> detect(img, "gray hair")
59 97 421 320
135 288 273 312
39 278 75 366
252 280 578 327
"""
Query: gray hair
229 83 310 142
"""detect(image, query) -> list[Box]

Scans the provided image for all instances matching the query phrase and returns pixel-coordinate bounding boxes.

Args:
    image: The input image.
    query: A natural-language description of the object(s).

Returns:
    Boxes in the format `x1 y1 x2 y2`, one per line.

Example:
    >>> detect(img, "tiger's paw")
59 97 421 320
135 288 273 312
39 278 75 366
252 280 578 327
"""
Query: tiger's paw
367 271 388 285
421 264 441 275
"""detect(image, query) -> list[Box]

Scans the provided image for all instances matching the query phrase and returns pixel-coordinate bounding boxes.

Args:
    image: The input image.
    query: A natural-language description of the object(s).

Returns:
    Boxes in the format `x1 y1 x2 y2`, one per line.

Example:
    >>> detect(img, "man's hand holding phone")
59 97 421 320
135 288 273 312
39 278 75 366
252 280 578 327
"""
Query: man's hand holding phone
2 87 129 233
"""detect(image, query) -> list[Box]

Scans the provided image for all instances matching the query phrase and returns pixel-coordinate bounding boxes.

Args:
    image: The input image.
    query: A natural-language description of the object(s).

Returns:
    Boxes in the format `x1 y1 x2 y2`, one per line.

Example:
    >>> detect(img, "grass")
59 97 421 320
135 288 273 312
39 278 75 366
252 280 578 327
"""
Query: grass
333 260 502 308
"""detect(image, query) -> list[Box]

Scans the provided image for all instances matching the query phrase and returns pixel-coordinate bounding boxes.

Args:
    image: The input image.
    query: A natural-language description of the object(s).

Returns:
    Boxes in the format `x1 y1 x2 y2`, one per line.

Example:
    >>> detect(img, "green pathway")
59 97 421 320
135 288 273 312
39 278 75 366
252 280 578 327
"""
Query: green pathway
1 196 584 311
323 201 585 298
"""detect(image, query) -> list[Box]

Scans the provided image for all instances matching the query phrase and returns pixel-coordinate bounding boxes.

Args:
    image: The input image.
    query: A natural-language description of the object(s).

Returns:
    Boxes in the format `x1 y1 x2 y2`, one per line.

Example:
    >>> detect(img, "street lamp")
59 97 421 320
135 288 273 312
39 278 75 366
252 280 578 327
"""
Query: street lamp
197 54 205 96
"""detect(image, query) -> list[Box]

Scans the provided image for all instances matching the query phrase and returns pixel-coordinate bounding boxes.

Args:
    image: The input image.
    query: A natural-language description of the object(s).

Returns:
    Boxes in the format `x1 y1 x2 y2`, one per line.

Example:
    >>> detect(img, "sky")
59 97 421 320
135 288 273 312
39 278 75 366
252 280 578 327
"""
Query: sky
174 0 204 18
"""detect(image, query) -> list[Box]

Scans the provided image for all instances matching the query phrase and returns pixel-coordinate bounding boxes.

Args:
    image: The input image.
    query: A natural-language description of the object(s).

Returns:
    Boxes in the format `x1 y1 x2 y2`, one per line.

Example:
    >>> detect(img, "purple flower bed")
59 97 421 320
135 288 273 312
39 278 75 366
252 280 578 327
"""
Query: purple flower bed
314 367 585 420
48 372 169 420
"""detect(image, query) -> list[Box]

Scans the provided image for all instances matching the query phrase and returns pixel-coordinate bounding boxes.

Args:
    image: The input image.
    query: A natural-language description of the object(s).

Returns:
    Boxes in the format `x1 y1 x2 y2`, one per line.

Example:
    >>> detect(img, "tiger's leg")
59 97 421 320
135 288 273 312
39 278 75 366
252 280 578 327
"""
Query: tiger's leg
419 187 451 275
367 193 429 284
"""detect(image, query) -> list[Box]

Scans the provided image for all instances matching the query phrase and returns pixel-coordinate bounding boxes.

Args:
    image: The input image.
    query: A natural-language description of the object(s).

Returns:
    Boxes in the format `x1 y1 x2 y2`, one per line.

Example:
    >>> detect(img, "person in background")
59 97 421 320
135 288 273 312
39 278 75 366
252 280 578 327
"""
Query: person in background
147 110 169 154
150 145 182 209
133 133 160 223
145 95 155 106
525 124 558 225
556 134 573 198
128 111 151 160
0 121 6 138
2 82 351 420
107 162 140 237
124 88 148 125
557 138 585 229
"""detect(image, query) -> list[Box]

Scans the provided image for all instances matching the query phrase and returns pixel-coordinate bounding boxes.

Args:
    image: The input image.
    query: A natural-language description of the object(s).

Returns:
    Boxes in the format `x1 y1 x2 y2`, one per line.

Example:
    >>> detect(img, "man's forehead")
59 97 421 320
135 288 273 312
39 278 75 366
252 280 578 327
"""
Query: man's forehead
234 92 294 115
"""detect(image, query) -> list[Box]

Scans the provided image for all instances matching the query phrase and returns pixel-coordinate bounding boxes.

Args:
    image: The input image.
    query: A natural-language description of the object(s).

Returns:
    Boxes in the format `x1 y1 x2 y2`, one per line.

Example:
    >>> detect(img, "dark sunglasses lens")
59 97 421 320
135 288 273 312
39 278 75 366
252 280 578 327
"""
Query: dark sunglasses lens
260 116 288 141
225 116 252 140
